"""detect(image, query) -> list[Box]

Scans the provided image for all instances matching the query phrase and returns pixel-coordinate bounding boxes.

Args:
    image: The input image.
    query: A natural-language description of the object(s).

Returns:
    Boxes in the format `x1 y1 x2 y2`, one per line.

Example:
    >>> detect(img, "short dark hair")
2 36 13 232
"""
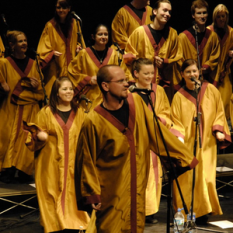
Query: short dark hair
97 65 119 94
191 0 208 16
131 58 154 78
151 0 171 21
181 59 198 72
49 76 78 113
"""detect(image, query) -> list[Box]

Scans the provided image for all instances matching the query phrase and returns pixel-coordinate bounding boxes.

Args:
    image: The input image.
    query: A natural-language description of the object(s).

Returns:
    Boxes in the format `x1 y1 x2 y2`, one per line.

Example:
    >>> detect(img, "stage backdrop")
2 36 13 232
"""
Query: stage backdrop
0 0 232 50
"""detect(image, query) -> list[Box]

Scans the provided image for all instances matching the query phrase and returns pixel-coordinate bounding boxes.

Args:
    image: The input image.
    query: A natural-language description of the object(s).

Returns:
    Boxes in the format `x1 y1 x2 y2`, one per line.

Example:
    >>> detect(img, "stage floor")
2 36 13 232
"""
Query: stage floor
0 180 232 233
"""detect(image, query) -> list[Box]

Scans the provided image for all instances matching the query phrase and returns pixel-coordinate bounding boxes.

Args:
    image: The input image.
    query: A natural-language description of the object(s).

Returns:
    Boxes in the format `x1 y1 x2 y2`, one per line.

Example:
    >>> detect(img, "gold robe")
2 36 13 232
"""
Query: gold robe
145 84 184 216
68 47 133 110
24 106 89 233
207 25 233 120
124 25 183 102
0 36 5 58
75 93 198 233
171 82 231 218
37 18 85 97
0 57 44 174
175 28 220 84
111 5 153 50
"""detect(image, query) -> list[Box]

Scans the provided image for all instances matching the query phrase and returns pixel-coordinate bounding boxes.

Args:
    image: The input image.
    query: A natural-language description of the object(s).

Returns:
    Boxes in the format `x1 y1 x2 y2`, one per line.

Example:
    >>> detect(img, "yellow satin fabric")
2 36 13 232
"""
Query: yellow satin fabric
26 107 89 233
171 84 231 218
68 47 133 110
0 58 44 174
37 18 85 97
0 36 5 58
111 5 153 50
76 94 196 233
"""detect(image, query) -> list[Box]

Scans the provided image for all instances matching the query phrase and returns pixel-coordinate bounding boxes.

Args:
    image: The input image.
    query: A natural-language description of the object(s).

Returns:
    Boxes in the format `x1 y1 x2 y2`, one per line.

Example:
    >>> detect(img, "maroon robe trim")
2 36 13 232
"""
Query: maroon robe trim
212 125 232 149
73 75 92 98
53 109 76 215
40 51 55 70
94 93 137 233
7 57 34 104
86 47 113 68
123 5 148 25
190 157 199 169
183 29 211 62
169 128 184 139
50 18 74 65
85 195 101 205
178 82 208 145
143 25 166 83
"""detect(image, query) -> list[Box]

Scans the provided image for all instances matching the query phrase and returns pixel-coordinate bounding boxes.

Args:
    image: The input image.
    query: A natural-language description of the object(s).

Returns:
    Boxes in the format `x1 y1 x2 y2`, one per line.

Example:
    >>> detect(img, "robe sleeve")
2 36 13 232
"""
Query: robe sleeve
23 108 49 152
211 86 232 148
202 32 220 73
135 95 198 175
68 51 92 96
75 117 101 211
111 8 129 50
170 93 186 139
37 23 55 69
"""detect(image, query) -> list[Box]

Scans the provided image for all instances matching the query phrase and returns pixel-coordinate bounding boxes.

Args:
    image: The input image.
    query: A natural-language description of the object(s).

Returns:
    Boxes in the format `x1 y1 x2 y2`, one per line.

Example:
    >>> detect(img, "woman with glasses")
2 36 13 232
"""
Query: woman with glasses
37 0 85 98
68 23 132 110
24 76 89 233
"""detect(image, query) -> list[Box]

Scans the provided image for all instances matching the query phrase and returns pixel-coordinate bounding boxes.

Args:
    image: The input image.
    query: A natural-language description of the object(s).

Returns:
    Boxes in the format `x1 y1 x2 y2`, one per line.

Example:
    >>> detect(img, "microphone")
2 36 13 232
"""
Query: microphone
114 42 124 54
129 85 154 94
192 21 198 30
191 77 200 85
71 11 82 25
79 95 92 103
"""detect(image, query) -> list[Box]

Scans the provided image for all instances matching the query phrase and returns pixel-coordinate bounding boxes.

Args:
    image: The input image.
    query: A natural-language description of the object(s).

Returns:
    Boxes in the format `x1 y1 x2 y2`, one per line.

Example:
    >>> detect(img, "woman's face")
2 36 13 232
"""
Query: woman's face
181 64 199 90
57 80 74 105
216 11 227 28
134 64 154 88
13 34 27 55
56 2 70 21
93 26 109 47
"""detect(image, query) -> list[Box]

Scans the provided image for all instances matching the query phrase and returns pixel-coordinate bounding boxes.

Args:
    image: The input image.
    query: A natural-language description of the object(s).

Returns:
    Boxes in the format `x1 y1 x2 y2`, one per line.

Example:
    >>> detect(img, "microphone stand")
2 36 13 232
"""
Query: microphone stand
74 16 85 50
146 92 188 233
194 23 202 81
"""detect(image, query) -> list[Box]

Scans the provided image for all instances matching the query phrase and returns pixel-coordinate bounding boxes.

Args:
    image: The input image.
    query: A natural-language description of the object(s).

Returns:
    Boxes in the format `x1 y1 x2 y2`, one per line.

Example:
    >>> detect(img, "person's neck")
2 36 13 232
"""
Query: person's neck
194 23 205 33
57 103 72 111
131 0 147 9
12 53 26 59
151 21 165 30
136 82 151 89
103 96 124 111
93 44 106 51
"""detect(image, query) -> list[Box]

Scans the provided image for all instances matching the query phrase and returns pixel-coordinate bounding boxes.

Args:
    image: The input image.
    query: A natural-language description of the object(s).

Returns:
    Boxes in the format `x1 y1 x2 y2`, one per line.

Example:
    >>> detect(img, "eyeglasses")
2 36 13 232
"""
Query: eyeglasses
56 6 68 9
106 78 129 84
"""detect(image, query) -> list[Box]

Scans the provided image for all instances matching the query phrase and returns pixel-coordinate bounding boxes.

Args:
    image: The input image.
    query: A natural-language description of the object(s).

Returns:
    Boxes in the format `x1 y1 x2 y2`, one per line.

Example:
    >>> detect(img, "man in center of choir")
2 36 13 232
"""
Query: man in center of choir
124 0 182 103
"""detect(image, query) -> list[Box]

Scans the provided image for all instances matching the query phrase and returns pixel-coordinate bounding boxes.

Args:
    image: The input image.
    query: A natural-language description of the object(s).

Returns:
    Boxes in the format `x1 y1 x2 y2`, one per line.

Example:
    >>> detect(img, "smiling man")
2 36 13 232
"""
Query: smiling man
74 65 198 233
124 0 182 103
175 0 220 83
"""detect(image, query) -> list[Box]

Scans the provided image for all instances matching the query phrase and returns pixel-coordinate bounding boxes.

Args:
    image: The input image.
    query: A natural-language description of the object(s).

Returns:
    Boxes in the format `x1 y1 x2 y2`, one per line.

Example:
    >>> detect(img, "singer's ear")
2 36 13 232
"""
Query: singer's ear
133 70 139 79
101 82 109 92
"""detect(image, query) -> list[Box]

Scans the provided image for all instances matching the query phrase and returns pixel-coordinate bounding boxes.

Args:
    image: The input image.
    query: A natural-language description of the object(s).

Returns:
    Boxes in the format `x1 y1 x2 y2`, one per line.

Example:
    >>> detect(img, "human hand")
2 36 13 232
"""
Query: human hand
76 45 82 54
228 50 233 58
54 51 62 57
1 82 10 92
216 131 225 141
37 131 48 141
30 77 39 89
91 76 97 85
154 56 164 68
91 203 101 211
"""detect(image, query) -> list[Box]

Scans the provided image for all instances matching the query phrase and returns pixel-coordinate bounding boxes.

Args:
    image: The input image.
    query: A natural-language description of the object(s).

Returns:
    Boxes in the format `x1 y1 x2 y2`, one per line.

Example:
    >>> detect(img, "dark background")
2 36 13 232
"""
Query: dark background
0 0 233 50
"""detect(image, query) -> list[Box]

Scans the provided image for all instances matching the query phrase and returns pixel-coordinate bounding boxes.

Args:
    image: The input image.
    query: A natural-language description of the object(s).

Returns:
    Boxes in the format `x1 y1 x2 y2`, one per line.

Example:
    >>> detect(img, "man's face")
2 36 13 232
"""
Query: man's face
104 67 129 101
192 7 208 26
153 3 172 25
